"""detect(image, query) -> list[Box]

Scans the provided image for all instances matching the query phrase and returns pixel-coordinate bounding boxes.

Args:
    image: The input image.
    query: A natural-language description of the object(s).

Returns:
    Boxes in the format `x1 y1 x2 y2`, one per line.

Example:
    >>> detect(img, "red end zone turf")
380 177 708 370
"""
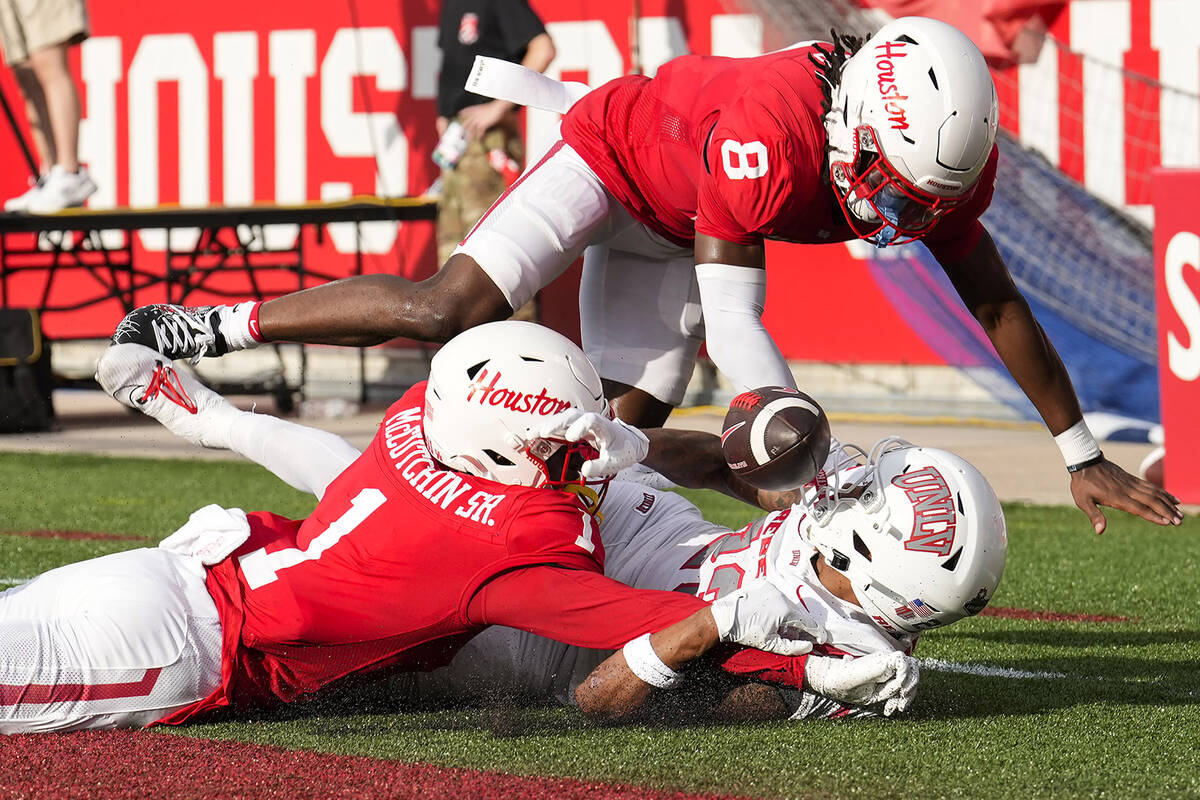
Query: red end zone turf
0 731 750 800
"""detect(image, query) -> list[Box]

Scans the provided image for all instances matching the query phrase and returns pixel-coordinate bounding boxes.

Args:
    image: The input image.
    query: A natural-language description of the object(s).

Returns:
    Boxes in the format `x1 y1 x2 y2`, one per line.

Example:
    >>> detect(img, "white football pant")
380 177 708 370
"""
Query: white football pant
0 547 222 733
454 141 703 406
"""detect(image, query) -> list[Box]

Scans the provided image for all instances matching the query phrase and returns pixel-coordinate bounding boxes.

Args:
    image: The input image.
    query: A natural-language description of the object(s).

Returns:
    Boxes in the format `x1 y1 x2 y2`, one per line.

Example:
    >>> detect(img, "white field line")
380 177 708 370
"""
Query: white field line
0 577 29 587
921 658 1068 680
921 657 1198 699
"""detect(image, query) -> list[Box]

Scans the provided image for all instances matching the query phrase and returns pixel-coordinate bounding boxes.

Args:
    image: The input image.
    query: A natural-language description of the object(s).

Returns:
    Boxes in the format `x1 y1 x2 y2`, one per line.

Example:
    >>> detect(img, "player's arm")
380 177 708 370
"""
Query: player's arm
641 427 805 511
938 229 1181 532
466 566 818 720
693 234 796 392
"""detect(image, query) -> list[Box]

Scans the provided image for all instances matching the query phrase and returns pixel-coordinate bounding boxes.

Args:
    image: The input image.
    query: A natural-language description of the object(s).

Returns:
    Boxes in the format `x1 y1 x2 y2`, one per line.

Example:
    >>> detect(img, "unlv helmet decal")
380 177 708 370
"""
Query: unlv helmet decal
891 466 957 557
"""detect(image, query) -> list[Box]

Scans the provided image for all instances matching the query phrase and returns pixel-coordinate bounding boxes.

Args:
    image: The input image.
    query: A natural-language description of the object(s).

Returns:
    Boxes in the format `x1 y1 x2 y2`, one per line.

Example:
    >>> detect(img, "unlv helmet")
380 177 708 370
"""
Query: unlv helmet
800 438 1007 635
423 320 608 488
826 17 998 246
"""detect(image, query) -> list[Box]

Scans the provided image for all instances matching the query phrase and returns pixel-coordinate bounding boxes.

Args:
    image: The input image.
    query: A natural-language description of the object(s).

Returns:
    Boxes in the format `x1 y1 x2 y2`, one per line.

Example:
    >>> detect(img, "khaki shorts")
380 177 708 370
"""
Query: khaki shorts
0 0 89 65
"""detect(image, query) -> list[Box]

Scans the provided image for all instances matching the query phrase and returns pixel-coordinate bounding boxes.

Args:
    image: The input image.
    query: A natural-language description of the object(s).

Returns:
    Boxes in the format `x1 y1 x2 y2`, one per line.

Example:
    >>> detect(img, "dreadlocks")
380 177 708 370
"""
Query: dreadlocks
807 29 867 116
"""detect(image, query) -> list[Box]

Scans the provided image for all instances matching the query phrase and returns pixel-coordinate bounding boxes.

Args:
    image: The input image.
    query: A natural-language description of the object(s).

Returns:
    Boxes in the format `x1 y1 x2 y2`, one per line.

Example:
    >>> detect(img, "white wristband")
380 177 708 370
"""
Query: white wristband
621 633 682 689
1054 419 1101 467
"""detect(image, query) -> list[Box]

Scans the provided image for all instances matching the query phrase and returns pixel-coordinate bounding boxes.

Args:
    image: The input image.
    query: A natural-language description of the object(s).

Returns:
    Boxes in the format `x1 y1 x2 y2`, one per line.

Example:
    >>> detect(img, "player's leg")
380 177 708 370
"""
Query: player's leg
580 239 703 428
96 343 360 499
0 548 222 732
111 143 618 362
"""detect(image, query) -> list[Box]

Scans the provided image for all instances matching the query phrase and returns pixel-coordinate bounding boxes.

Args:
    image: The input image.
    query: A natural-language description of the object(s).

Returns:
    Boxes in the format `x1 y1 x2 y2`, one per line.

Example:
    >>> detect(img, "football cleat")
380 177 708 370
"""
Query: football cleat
96 343 239 449
787 689 880 720
111 304 228 364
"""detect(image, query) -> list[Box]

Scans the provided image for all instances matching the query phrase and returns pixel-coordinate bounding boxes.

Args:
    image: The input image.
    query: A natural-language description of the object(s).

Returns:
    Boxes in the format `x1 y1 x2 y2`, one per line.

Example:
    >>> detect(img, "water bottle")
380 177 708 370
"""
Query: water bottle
433 121 470 170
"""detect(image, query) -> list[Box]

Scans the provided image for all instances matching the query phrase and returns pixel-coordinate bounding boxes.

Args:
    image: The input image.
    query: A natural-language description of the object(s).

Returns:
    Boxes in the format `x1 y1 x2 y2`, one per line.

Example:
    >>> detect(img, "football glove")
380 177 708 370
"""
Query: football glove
513 408 649 479
710 579 828 656
804 651 919 715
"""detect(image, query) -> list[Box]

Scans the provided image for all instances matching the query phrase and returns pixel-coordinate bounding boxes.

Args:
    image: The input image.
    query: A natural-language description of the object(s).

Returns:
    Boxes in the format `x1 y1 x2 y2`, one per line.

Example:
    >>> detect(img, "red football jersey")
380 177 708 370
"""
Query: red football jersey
159 383 707 724
561 47 994 260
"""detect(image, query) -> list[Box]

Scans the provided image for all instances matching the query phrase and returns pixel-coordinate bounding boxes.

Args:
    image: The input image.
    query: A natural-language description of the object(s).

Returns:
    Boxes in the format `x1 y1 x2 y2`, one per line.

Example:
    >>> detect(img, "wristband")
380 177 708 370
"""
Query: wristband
621 633 682 689
1066 452 1105 473
1053 420 1101 469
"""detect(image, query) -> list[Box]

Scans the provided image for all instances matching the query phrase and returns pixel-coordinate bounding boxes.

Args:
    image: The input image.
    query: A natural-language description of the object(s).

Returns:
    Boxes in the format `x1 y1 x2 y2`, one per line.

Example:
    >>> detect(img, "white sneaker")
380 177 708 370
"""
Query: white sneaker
28 165 97 213
4 175 45 213
96 343 239 449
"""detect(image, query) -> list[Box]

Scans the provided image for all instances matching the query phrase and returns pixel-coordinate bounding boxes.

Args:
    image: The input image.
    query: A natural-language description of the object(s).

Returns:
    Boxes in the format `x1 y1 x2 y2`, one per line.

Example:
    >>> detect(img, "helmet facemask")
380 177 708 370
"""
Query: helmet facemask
830 125 972 247
822 17 999 248
801 438 1007 637
526 435 611 518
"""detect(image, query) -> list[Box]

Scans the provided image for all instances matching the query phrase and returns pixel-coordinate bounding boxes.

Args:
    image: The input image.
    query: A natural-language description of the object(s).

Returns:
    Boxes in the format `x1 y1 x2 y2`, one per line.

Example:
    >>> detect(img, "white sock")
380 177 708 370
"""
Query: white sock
226 412 361 499
217 302 266 352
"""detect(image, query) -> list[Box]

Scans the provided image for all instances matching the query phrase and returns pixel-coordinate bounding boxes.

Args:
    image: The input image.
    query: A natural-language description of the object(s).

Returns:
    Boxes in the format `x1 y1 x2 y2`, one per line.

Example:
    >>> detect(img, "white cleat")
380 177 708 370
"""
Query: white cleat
96 343 238 449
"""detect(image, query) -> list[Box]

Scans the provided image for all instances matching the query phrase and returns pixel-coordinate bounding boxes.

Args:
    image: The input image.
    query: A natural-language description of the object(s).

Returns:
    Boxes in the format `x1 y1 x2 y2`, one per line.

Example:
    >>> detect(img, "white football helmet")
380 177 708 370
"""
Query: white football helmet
423 320 609 488
825 17 999 246
800 438 1007 635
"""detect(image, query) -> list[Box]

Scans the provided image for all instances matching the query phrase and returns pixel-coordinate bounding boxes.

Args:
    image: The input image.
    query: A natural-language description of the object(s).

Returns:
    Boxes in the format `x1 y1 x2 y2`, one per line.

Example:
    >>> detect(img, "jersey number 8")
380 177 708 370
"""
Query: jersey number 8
721 140 769 180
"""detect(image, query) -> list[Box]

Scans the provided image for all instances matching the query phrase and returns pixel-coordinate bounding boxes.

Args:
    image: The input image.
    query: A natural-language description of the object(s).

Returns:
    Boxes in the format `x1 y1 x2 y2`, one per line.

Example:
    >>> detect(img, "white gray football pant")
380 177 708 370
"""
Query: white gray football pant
0 409 358 733
0 547 222 733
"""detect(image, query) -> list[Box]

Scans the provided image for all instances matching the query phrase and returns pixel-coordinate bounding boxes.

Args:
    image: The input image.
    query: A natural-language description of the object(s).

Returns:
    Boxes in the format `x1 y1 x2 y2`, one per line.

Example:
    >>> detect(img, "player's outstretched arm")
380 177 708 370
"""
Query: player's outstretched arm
642 427 805 511
938 229 1181 533
574 580 821 720
468 567 817 720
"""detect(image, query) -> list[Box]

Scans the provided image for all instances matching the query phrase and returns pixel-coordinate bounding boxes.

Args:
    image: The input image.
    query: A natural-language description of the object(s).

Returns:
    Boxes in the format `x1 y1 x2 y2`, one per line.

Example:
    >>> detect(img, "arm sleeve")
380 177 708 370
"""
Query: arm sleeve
694 263 796 391
467 566 710 650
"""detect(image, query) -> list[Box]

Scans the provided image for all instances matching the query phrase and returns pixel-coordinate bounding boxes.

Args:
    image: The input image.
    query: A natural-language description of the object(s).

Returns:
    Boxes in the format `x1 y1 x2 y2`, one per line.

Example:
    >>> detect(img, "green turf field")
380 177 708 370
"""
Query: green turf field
2 451 1197 799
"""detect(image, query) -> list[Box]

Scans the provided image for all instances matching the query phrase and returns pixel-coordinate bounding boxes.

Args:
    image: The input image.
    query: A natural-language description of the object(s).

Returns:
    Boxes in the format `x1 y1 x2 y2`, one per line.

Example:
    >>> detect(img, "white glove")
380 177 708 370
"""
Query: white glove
709 579 828 656
804 651 919 715
883 655 920 717
515 408 650 479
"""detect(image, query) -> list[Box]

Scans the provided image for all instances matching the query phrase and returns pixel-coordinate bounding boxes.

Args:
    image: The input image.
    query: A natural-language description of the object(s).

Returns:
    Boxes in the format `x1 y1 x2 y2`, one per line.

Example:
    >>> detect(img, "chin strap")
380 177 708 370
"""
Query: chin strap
561 483 606 523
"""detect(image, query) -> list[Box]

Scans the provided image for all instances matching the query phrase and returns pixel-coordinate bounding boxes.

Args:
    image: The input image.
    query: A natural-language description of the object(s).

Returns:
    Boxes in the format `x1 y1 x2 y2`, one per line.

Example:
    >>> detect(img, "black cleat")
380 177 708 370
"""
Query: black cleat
111 304 229 364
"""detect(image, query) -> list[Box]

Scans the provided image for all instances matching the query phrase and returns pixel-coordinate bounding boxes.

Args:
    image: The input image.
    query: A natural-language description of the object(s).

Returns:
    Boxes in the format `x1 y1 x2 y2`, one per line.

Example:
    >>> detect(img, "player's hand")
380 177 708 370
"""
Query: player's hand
1069 457 1182 535
804 652 919 714
709 579 828 656
459 100 512 140
516 408 650 479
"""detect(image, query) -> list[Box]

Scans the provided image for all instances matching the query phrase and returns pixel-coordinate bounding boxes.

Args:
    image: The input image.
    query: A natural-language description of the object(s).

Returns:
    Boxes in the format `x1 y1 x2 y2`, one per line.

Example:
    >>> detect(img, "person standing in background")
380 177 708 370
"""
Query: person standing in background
435 0 554 319
0 0 97 213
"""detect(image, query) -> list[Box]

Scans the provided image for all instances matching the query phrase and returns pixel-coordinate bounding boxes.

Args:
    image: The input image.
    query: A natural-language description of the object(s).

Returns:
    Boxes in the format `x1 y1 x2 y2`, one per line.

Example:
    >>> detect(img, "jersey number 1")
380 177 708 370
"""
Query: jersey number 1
721 140 769 180
239 488 387 590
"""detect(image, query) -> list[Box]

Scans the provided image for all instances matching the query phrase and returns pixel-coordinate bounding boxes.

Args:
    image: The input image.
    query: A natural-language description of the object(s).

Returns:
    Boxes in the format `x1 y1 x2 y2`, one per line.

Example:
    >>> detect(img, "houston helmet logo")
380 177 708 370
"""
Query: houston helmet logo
466 369 572 415
874 40 910 131
891 465 956 556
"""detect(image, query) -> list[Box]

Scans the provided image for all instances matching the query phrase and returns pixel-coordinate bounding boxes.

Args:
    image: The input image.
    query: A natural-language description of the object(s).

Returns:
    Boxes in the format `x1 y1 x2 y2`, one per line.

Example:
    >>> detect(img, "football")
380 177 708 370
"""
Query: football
720 386 832 492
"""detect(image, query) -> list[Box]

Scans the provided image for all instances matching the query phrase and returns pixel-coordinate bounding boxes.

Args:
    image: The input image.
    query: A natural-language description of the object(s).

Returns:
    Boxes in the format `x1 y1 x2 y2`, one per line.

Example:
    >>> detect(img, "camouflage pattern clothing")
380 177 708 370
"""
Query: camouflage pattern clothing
436 119 536 321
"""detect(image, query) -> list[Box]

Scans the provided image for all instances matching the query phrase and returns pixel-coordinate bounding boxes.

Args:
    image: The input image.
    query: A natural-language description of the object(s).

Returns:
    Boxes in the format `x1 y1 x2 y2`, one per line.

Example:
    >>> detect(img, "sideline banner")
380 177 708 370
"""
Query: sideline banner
0 0 932 364
1152 169 1200 502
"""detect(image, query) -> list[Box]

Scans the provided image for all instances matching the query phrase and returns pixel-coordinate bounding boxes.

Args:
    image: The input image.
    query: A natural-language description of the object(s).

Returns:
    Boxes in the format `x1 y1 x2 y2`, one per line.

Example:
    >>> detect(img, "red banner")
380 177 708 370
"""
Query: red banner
1152 169 1200 502
0 0 936 363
